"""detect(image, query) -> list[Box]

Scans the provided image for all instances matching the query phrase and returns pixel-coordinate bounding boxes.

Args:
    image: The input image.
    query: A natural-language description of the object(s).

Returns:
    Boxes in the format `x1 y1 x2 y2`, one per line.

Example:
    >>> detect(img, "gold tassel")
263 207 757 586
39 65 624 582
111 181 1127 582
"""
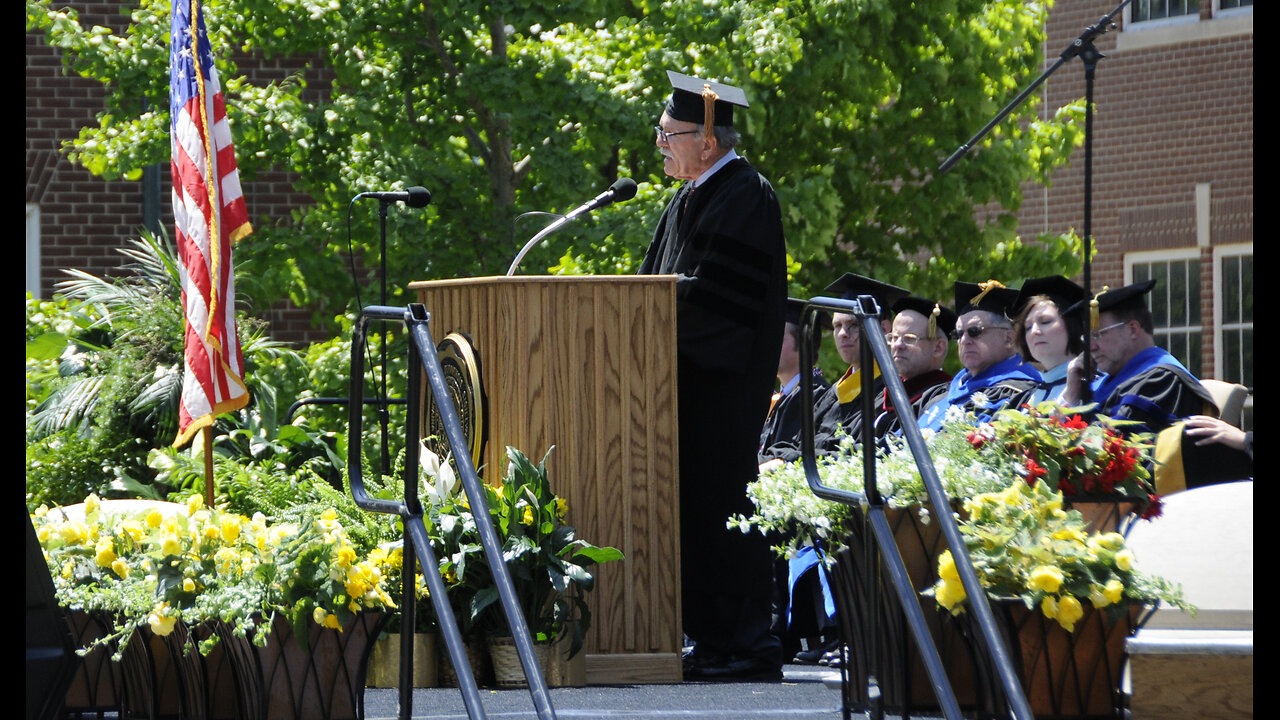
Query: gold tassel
928 304 940 340
701 84 718 142
1090 285 1109 333
970 279 1007 307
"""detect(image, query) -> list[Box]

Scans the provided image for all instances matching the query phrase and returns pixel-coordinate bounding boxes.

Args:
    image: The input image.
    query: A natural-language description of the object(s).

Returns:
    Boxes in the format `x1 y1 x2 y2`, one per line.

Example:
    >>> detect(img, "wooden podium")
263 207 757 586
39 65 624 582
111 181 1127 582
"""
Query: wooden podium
408 275 683 684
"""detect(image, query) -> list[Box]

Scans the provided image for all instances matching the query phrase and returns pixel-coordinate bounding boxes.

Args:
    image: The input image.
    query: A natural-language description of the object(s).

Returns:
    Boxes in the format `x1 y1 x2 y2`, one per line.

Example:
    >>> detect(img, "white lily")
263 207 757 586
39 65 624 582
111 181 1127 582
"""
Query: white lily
419 441 458 506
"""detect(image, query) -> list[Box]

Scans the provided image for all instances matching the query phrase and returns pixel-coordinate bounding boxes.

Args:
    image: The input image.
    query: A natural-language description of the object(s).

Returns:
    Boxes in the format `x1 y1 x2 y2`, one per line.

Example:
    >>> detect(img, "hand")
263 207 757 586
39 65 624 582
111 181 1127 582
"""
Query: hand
1182 415 1248 451
758 458 785 475
1060 353 1090 406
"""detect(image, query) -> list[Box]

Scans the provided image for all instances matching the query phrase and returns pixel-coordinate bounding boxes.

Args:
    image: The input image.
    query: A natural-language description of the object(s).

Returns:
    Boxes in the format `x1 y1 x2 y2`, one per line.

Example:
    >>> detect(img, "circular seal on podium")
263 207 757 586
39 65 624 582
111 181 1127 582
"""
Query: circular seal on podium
423 332 488 471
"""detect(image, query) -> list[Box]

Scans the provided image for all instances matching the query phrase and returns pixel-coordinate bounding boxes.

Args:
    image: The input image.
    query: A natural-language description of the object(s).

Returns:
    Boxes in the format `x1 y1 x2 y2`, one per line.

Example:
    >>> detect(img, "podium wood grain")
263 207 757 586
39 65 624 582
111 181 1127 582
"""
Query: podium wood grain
409 276 682 684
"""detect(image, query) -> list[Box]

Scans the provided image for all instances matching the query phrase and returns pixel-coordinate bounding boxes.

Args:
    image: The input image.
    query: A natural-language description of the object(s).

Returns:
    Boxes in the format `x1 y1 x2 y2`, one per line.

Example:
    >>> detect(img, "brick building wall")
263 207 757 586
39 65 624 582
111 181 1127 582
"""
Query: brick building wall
1014 0 1253 383
25 3 331 345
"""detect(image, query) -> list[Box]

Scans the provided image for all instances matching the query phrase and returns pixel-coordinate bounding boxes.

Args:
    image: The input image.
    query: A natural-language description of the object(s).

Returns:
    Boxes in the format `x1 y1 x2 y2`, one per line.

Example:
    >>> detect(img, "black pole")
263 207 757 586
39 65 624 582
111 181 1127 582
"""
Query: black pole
378 201 392 477
1079 39 1103 404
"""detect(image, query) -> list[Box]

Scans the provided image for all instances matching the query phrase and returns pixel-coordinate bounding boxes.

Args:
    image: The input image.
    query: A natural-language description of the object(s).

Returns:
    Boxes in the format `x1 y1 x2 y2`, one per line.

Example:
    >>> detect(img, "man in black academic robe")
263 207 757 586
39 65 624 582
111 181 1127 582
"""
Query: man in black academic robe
871 297 957 441
639 71 788 681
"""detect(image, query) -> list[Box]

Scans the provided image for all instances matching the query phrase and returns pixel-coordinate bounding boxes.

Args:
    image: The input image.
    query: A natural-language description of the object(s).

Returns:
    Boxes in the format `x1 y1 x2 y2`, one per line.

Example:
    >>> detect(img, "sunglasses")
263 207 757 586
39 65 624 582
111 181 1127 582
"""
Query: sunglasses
956 325 1010 340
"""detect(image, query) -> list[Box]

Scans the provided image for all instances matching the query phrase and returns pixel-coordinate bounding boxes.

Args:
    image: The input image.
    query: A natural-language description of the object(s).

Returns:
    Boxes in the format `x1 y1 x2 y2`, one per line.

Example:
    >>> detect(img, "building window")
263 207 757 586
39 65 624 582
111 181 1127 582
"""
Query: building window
1131 0 1199 22
1129 253 1202 378
1215 246 1253 428
1217 0 1252 11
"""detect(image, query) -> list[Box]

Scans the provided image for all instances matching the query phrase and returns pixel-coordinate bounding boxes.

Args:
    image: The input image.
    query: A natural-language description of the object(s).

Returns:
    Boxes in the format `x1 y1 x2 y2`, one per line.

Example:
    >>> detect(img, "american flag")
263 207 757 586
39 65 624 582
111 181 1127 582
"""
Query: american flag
170 0 252 448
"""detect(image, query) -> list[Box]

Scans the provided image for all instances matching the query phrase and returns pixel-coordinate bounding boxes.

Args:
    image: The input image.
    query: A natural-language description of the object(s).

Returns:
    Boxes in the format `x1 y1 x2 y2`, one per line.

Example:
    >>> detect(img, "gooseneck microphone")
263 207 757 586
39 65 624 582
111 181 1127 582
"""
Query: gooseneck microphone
355 186 433 208
506 177 638 276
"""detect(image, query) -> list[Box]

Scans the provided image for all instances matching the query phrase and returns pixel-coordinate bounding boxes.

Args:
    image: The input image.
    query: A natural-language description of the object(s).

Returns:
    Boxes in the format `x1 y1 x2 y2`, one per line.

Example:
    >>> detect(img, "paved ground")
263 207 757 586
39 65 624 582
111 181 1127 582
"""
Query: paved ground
362 665 853 720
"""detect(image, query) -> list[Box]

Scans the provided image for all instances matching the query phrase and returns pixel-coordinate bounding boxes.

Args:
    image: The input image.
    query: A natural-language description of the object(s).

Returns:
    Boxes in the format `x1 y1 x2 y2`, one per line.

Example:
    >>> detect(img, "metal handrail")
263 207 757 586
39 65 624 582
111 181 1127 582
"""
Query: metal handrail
284 396 406 424
347 304 558 720
797 295 1033 720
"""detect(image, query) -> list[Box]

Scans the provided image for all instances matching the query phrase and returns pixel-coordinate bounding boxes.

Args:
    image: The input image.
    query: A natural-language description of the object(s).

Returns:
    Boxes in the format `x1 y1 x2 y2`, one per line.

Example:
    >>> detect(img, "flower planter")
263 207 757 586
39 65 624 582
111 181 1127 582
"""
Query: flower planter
61 609 124 716
438 636 492 688
955 599 1154 720
483 631 585 689
1063 496 1145 537
831 503 979 715
365 632 439 688
252 610 389 720
118 618 206 720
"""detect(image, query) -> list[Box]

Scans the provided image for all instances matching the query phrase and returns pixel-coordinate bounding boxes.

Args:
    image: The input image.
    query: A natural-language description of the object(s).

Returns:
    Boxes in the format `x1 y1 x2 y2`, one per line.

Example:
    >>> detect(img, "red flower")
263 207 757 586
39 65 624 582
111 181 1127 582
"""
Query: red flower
1024 459 1048 484
1063 415 1088 431
966 431 986 449
1140 493 1164 520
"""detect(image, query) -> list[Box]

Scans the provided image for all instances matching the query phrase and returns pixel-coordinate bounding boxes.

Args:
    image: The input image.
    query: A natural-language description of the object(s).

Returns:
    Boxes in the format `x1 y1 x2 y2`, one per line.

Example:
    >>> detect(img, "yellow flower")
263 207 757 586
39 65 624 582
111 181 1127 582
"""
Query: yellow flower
1028 565 1064 594
521 506 535 526
938 550 960 582
1115 549 1134 572
94 539 117 568
1056 595 1084 632
121 520 146 544
555 498 569 519
314 606 342 630
1041 595 1059 620
37 525 52 543
84 493 101 515
214 547 239 576
111 559 130 578
220 517 241 544
1088 585 1111 609
1103 578 1124 605
1053 527 1087 544
203 524 221 542
183 577 197 593
148 603 177 637
146 509 164 528
186 494 203 515
162 534 183 557
335 545 357 569
934 577 967 613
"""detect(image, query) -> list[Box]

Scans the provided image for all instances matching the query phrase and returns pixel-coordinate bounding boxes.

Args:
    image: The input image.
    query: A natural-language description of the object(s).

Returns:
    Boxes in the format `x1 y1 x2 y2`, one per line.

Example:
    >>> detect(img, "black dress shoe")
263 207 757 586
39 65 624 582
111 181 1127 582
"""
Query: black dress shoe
793 647 825 665
685 655 783 682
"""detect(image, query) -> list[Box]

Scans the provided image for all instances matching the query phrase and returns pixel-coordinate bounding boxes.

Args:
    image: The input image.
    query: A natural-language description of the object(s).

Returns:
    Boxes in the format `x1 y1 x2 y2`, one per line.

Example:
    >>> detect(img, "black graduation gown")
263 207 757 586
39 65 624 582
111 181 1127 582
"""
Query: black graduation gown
638 157 788 662
872 369 954 440
758 370 831 464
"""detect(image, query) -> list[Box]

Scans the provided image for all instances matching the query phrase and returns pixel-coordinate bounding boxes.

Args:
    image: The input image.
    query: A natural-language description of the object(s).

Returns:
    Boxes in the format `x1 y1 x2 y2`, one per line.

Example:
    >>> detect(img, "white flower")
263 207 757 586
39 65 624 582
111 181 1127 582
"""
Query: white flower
970 391 991 409
419 442 457 506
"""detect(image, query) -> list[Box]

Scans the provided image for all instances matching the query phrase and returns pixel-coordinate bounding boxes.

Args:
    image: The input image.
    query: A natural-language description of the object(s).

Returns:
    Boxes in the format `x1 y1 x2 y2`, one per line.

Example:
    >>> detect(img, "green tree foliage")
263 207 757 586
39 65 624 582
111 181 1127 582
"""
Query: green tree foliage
29 0 1083 329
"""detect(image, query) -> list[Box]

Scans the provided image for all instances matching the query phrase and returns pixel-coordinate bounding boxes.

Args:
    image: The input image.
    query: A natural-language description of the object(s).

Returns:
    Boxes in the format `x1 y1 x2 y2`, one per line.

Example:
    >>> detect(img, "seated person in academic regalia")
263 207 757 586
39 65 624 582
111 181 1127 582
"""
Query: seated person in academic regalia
758 299 832 466
1007 275 1088 409
917 280 1043 432
760 274 910 465
871 296 956 440
1059 279 1218 437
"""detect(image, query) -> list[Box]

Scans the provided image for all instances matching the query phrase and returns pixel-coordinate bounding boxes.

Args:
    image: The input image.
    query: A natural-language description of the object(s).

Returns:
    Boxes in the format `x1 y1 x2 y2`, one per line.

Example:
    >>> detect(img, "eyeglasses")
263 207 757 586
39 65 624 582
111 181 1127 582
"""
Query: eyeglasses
885 332 922 346
654 126 698 143
1090 321 1130 341
956 325 1010 340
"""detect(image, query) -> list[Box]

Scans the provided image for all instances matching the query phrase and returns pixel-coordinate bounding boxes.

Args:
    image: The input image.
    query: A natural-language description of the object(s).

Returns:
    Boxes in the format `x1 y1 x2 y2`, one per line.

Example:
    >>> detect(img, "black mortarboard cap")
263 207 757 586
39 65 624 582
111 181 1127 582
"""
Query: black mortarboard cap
825 273 909 316
1064 279 1157 332
892 296 958 340
955 280 1020 318
1015 276 1086 316
785 297 829 330
666 71 749 129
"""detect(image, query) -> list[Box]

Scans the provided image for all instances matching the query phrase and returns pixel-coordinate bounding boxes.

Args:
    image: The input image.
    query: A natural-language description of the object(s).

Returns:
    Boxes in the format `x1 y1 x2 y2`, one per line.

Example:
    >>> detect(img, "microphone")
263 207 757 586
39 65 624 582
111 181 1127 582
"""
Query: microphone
506 178 638 276
355 186 433 208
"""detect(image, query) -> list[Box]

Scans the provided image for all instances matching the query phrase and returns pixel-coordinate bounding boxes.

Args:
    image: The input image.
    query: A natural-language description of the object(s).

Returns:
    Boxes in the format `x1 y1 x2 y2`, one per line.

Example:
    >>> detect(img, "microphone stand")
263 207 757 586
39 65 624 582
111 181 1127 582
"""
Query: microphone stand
938 0 1132 403
377 200 392 477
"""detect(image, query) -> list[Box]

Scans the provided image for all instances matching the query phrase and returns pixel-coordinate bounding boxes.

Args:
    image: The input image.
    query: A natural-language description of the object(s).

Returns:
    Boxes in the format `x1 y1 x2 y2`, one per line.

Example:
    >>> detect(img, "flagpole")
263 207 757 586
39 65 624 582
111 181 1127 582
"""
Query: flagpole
204 427 215 507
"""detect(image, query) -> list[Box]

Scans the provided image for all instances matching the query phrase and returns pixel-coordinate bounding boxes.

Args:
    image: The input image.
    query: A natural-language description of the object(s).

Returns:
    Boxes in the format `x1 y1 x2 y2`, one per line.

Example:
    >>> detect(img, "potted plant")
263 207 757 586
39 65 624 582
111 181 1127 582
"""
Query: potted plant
927 478 1191 719
32 492 398 720
365 542 439 689
421 444 622 687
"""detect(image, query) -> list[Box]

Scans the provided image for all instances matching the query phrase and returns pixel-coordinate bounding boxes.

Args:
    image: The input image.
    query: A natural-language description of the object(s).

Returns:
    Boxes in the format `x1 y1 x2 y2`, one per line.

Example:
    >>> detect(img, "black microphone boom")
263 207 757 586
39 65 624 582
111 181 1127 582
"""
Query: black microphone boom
356 186 433 208
506 178 638 276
